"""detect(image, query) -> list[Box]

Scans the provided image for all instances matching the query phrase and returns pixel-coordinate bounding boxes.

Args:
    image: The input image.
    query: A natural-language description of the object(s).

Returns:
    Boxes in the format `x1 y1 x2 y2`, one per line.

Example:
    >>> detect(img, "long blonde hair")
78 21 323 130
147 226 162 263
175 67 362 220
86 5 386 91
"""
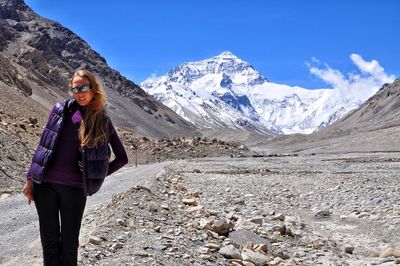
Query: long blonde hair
69 70 109 148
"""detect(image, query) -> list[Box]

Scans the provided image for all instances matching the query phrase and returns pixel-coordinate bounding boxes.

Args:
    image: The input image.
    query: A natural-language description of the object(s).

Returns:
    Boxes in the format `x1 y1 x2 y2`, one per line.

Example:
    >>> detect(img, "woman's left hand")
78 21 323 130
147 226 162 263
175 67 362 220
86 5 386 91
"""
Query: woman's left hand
22 179 34 205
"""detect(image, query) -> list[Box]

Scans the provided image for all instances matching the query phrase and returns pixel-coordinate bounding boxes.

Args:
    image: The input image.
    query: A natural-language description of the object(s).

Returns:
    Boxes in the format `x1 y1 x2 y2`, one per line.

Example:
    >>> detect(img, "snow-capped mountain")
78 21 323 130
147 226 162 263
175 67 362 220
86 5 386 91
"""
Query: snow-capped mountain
140 51 364 134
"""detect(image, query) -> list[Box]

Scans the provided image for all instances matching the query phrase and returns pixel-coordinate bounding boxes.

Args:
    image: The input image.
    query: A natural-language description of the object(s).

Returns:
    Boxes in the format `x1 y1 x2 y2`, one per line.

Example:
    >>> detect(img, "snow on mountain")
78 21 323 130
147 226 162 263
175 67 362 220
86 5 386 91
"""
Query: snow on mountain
140 51 367 134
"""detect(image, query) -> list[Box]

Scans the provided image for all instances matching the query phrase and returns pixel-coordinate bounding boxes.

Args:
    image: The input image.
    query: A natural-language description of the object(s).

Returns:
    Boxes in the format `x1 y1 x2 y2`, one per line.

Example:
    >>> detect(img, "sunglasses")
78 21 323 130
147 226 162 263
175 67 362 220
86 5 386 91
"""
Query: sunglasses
70 85 91 94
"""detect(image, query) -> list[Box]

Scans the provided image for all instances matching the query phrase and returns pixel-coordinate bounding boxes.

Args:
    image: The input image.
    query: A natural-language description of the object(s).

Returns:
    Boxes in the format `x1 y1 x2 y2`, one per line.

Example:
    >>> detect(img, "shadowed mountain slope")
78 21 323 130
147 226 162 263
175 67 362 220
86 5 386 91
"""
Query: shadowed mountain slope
0 0 197 138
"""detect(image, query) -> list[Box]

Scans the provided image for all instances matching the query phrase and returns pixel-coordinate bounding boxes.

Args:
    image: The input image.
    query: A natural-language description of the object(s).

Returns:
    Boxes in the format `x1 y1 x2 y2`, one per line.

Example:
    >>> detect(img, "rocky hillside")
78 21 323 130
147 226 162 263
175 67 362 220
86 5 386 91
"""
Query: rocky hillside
0 0 197 138
257 79 400 154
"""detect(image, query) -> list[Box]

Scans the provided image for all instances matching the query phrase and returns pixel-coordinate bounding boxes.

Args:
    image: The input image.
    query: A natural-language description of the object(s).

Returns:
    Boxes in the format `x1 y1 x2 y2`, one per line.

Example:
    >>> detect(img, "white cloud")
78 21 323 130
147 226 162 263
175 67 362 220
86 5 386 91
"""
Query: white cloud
308 54 396 102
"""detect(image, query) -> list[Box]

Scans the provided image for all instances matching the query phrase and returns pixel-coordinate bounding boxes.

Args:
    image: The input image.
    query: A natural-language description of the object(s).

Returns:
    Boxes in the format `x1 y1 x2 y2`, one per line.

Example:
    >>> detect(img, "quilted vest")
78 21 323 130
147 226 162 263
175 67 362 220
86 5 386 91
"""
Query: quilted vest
30 99 69 183
30 99 111 196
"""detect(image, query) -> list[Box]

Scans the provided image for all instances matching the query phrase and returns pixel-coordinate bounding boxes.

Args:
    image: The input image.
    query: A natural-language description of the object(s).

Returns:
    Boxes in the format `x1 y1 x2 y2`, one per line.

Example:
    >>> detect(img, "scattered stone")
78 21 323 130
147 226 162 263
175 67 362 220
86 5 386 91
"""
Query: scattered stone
133 251 150 257
314 209 331 218
269 256 284 265
344 244 355 254
380 247 400 258
205 243 220 250
185 205 204 213
242 249 269 266
248 217 263 226
243 261 256 266
88 236 102 245
0 193 11 199
110 242 123 252
191 191 200 197
182 198 198 206
160 203 169 210
116 219 127 227
229 229 272 252
357 212 370 218
28 117 38 125
271 214 285 221
219 245 242 259
211 218 233 235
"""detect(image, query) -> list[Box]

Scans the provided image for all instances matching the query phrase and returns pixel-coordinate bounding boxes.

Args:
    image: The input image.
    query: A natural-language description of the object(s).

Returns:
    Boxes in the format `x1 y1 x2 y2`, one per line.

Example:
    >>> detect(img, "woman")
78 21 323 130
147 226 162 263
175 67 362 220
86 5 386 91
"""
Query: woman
22 69 128 266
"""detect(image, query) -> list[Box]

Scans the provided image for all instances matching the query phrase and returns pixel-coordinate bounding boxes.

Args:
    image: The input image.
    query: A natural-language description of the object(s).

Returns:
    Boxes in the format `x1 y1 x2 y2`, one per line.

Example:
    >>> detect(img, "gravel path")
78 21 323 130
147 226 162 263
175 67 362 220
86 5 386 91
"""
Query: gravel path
0 162 171 266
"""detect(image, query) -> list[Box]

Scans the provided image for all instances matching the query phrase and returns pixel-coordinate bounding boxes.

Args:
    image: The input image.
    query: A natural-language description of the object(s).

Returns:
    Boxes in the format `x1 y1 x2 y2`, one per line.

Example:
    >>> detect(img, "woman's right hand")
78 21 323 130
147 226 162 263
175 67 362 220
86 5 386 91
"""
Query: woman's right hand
22 179 34 205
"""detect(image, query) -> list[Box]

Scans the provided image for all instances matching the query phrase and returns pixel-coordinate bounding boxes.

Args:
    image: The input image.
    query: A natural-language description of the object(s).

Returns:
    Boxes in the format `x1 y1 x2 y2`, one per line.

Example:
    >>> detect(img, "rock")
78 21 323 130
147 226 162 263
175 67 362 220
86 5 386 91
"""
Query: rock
380 247 400 258
198 254 211 260
116 219 127 227
314 209 331 218
182 198 198 206
219 245 242 259
205 243 220 250
110 242 123 252
88 236 102 245
0 193 11 199
207 209 219 216
226 211 235 220
199 218 213 230
198 247 210 254
242 249 269 266
18 122 26 130
153 244 167 251
269 256 284 265
229 229 272 252
255 243 270 253
133 251 150 257
248 217 264 226
243 262 256 266
357 212 370 218
191 191 200 197
212 218 233 235
185 205 204 213
344 244 355 254
271 214 285 221
160 203 169 210
205 230 218 240
28 117 38 125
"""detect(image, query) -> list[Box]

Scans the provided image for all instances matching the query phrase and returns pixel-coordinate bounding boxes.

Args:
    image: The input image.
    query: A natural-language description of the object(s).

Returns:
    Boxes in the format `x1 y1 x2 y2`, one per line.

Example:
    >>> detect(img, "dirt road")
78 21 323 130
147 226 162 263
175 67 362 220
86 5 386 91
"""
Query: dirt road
0 162 171 265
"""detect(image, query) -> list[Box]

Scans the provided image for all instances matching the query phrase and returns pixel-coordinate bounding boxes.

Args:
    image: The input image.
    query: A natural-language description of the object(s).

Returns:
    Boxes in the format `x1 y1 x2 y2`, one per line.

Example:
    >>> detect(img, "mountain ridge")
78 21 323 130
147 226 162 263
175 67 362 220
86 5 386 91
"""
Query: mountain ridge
0 0 198 138
141 51 368 135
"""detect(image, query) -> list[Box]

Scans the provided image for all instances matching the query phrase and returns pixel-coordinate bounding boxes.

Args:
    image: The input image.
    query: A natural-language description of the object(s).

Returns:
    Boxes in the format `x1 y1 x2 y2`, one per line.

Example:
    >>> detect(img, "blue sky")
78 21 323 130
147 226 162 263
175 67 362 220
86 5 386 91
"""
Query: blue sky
25 0 399 89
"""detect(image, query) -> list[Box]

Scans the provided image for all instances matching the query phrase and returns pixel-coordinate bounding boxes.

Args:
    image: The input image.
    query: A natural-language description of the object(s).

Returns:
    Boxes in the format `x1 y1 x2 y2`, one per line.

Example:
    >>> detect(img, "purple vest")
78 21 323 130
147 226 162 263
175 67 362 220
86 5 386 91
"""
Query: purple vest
30 99 111 196
30 100 69 183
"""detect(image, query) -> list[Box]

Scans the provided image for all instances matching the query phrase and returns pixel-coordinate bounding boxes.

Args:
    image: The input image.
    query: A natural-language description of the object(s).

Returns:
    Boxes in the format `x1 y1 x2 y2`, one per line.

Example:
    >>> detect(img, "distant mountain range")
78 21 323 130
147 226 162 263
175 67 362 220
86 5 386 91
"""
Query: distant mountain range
259 79 400 154
141 51 385 135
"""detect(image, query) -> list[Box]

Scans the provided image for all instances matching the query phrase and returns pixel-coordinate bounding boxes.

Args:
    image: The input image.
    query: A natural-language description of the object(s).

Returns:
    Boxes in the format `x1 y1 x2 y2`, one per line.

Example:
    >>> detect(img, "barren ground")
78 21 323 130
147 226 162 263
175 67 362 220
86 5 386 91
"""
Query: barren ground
75 153 400 265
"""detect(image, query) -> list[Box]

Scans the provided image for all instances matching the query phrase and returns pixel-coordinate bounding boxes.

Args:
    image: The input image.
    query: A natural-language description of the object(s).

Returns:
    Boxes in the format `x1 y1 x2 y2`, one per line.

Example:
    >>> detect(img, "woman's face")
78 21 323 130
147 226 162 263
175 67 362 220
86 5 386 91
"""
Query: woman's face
71 76 94 106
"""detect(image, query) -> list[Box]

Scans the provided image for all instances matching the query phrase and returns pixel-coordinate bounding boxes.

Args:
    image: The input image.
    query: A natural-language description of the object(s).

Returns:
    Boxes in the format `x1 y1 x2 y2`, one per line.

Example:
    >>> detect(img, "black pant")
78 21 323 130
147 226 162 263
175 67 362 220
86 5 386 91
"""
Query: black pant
33 182 87 266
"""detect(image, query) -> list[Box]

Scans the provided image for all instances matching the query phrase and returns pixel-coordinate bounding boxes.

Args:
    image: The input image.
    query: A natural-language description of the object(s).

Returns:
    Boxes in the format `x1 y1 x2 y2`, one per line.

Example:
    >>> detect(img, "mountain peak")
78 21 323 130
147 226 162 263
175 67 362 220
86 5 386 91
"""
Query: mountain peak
216 51 238 58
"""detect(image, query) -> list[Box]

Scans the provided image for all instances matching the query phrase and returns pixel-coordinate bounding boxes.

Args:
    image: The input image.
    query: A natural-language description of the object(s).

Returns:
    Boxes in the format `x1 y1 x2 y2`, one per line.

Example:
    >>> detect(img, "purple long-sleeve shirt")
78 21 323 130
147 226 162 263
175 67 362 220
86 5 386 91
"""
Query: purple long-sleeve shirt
27 104 128 188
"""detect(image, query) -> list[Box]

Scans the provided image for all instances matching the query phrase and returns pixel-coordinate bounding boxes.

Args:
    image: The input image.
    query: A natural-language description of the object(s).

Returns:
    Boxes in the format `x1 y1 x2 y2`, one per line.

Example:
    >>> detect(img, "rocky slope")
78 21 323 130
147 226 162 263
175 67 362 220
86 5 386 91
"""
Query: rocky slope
0 0 197 138
78 154 400 265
